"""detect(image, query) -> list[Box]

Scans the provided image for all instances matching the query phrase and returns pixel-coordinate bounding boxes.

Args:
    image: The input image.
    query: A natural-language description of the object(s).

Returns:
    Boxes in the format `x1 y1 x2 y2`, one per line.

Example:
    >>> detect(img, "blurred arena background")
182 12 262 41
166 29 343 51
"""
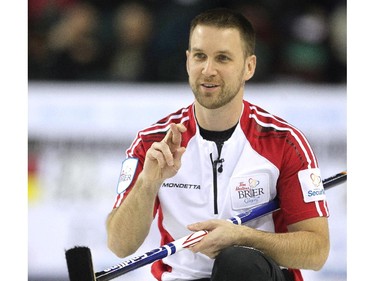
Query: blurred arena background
28 0 347 280
28 0 346 84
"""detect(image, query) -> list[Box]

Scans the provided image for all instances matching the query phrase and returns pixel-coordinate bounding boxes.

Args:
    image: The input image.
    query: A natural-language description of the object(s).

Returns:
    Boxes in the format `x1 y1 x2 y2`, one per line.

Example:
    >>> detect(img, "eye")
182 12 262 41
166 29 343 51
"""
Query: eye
217 54 230 62
193 53 206 60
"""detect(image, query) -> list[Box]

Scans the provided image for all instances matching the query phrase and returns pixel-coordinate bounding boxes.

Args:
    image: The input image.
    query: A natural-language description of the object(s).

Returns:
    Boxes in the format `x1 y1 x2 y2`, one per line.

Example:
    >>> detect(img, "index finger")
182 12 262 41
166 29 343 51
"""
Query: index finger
164 123 186 147
171 123 182 145
188 220 215 232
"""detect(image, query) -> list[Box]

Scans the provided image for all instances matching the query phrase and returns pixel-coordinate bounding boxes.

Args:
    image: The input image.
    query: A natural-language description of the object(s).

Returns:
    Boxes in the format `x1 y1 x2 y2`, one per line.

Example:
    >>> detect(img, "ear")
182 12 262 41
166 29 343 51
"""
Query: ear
244 55 256 81
186 50 190 75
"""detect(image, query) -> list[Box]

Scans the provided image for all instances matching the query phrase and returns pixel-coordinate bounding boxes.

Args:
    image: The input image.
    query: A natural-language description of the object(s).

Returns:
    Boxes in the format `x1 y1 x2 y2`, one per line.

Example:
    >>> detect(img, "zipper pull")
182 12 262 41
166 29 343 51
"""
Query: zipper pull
216 158 224 173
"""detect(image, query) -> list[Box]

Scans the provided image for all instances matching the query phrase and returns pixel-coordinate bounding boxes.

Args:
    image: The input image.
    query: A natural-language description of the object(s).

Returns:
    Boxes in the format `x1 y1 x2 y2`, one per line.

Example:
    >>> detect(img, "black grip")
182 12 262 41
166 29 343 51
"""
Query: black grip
322 171 347 190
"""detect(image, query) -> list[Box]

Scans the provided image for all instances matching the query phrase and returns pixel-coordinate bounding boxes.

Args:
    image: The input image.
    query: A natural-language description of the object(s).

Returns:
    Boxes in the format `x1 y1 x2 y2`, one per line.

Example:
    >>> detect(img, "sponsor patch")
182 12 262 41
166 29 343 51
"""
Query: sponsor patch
117 158 138 194
298 168 326 203
230 173 270 210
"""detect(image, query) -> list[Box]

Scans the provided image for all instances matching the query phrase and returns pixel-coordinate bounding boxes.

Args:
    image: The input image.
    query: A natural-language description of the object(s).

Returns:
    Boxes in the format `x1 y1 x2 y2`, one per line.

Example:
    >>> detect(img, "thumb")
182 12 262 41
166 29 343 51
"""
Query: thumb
174 146 186 159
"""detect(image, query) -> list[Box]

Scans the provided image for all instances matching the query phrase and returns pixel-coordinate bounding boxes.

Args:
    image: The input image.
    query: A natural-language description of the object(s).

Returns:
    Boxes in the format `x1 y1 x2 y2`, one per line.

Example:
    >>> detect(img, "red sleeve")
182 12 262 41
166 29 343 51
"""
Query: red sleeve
112 130 165 210
276 131 329 227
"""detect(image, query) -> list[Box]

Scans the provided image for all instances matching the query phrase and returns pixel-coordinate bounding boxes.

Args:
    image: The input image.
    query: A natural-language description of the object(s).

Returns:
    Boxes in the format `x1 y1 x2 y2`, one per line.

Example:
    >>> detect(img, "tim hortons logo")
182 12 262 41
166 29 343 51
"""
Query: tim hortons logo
236 178 264 199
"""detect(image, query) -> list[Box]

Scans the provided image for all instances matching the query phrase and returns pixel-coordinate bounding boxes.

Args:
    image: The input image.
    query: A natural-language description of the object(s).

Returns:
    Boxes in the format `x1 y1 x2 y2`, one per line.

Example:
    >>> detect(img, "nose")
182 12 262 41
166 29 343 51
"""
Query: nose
202 59 217 76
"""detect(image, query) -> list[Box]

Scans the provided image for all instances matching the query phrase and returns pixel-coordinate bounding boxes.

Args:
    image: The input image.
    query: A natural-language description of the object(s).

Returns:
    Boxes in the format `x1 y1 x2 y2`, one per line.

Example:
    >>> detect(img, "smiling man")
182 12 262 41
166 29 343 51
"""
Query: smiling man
106 8 330 281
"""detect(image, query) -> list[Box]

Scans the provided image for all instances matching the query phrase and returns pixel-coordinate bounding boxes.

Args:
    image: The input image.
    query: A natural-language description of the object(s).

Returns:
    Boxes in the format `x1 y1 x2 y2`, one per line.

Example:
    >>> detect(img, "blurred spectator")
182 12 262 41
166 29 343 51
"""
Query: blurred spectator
328 3 347 83
148 0 214 82
234 2 279 82
45 2 109 81
28 0 77 22
29 22 51 80
28 0 346 83
278 4 332 82
108 2 154 81
28 0 78 79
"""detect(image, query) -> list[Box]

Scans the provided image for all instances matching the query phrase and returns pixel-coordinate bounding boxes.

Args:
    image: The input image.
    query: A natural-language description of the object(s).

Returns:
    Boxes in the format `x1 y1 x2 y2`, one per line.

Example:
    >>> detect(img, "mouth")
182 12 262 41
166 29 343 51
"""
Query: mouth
201 83 220 89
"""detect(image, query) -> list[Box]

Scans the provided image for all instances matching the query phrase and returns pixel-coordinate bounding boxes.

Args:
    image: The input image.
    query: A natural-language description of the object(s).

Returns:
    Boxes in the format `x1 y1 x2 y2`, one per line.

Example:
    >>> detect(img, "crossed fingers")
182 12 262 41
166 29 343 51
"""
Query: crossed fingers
147 123 187 171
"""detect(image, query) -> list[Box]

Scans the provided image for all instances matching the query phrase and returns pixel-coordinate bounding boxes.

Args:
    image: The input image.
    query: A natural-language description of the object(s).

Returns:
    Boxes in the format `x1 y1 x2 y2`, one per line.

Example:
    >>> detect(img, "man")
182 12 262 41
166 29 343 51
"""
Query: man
106 8 330 281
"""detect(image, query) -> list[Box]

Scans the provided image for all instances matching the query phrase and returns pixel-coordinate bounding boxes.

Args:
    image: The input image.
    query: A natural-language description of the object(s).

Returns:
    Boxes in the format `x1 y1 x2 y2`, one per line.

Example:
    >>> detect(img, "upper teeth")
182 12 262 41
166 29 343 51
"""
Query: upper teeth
204 84 216 88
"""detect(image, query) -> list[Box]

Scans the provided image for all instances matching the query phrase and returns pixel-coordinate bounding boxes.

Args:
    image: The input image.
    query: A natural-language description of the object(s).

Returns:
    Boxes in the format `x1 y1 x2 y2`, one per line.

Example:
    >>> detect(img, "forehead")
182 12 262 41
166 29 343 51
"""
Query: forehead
190 25 244 54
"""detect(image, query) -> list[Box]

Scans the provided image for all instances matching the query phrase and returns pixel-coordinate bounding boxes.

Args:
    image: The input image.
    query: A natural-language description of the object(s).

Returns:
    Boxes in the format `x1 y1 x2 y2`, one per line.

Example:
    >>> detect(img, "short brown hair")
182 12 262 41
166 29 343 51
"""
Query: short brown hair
189 8 256 56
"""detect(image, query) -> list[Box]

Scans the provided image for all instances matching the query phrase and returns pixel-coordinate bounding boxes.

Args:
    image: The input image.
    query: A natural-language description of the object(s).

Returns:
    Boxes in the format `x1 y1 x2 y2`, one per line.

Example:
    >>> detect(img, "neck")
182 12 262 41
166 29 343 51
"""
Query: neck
194 98 243 131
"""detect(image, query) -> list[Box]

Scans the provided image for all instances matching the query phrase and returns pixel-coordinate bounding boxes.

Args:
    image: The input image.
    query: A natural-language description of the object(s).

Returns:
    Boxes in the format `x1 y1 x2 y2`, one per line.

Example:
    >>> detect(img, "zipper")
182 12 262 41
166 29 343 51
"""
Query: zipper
210 143 224 215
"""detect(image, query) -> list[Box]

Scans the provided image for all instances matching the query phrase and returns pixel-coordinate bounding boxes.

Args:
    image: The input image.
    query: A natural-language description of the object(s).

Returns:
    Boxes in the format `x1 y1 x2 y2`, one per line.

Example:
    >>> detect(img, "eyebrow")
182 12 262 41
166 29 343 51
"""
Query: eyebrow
190 47 234 56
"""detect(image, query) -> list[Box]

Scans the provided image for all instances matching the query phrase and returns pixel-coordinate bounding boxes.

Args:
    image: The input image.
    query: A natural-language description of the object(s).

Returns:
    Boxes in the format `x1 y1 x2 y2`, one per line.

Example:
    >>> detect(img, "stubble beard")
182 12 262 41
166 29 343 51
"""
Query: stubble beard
190 76 244 110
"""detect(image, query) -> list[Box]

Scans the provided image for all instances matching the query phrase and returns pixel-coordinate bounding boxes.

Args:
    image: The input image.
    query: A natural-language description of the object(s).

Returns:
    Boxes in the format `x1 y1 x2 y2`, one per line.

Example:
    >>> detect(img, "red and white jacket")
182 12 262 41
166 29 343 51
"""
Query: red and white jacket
113 100 329 281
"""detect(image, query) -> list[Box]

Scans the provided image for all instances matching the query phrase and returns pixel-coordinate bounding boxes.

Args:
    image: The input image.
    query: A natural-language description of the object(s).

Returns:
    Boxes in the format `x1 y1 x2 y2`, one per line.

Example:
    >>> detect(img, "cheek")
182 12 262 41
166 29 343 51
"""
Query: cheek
223 68 242 81
186 58 195 75
187 63 200 77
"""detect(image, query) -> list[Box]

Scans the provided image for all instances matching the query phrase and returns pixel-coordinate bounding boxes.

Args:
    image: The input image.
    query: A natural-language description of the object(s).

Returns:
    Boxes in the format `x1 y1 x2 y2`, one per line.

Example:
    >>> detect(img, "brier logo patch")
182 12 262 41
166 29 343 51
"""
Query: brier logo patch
230 173 270 210
117 158 138 194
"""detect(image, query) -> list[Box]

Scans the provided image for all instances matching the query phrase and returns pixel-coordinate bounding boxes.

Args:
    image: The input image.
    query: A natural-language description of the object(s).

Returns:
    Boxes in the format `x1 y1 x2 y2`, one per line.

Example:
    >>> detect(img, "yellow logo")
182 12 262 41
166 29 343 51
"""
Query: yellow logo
310 173 321 188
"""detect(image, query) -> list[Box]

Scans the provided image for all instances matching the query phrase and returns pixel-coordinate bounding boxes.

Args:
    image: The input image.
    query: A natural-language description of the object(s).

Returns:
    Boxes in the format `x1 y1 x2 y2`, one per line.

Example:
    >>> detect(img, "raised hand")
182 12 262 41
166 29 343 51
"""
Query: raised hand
142 123 187 185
